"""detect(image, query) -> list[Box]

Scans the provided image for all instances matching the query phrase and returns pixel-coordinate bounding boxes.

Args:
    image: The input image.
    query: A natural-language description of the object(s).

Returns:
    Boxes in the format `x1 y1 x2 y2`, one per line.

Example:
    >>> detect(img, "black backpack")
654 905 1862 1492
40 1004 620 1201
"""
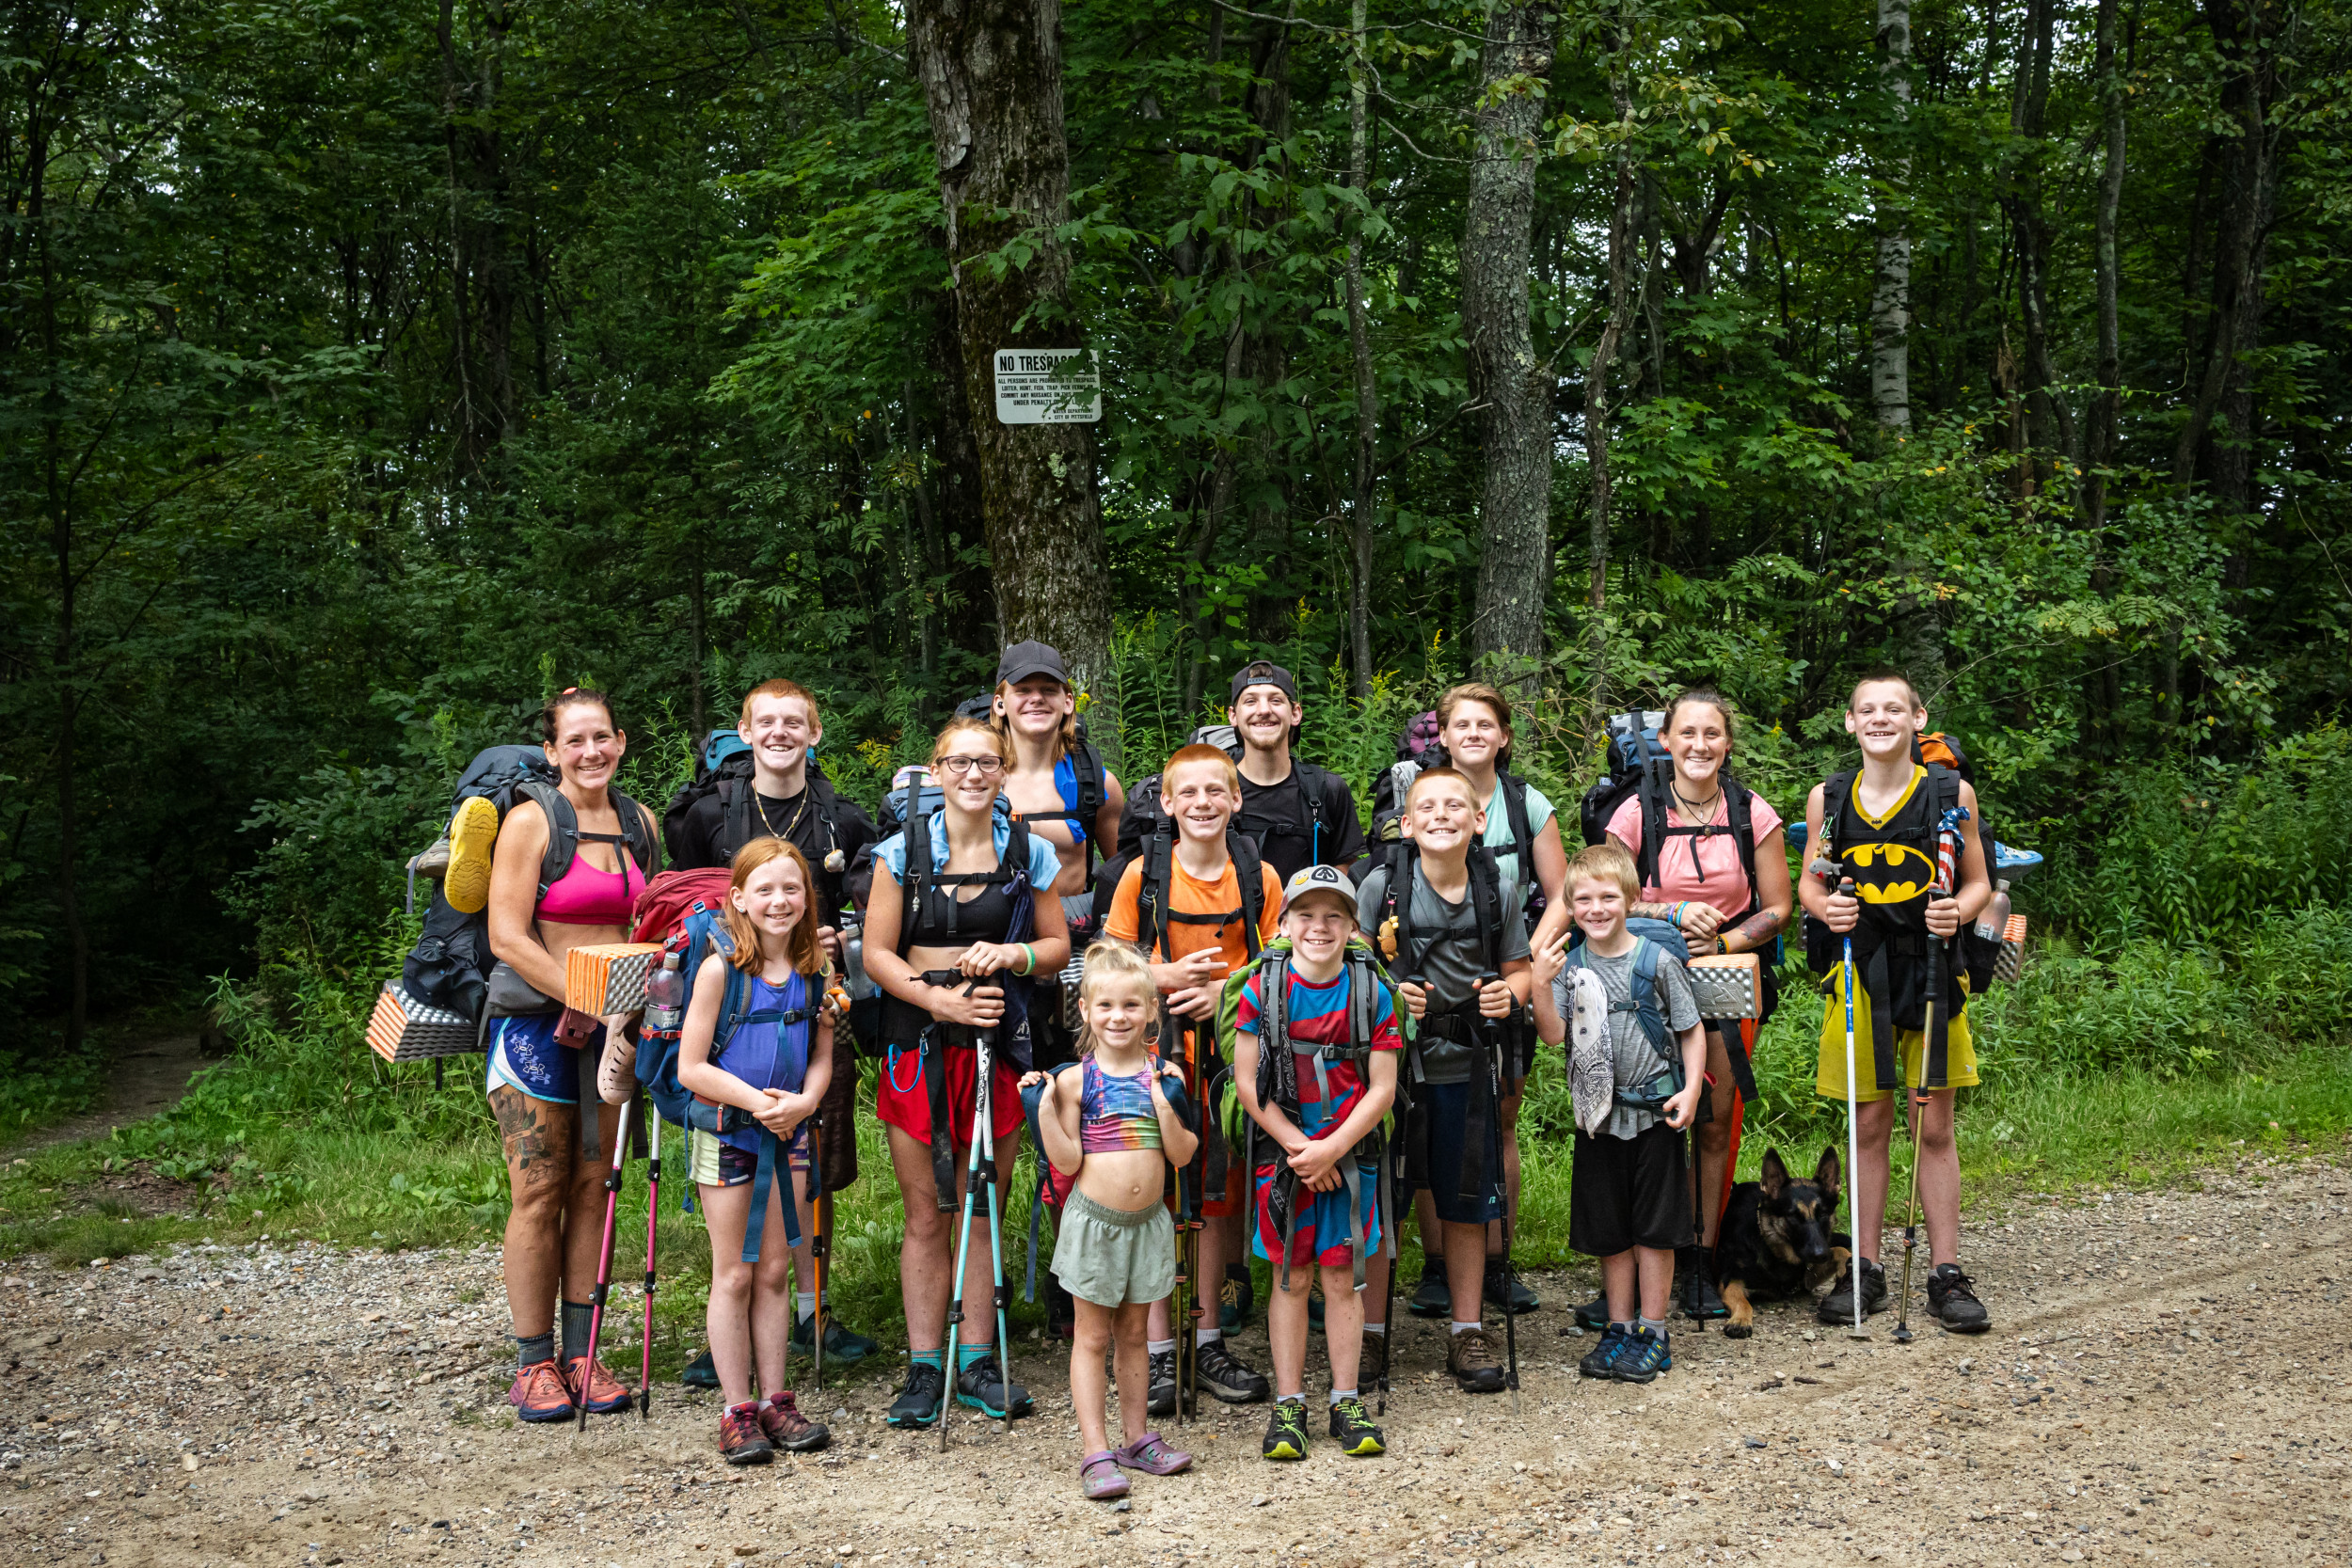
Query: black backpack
401 745 662 1025
660 730 848 873
1576 710 1673 856
1369 740 1547 934
1100 823 1269 974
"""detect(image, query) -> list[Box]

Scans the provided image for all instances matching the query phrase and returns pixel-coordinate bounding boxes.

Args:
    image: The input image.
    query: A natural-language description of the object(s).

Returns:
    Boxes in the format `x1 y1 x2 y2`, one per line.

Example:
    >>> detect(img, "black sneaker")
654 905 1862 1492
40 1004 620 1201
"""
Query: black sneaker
1197 1338 1270 1403
884 1362 947 1428
790 1314 881 1364
1677 1245 1728 1322
1219 1265 1255 1333
1261 1400 1310 1461
1573 1291 1609 1332
1928 1265 1993 1333
1327 1394 1385 1456
1147 1349 1177 1417
1407 1259 1451 1319
953 1351 1033 1418
1611 1323 1672 1385
1483 1259 1538 1315
1818 1258 1888 1324
681 1348 720 1389
1578 1321 1629 1378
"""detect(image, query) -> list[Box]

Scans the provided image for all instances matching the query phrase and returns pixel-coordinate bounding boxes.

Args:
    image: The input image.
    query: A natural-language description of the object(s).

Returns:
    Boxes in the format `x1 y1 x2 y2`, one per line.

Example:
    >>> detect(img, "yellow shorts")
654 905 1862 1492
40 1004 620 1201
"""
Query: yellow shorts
687 1123 812 1188
1813 969 1978 1101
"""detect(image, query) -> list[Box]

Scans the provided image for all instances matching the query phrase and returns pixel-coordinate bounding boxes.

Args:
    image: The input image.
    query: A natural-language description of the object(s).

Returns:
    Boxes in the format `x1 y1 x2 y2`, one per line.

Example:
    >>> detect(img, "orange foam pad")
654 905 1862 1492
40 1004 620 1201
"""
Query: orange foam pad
564 942 667 1016
1685 951 1761 1019
366 981 479 1063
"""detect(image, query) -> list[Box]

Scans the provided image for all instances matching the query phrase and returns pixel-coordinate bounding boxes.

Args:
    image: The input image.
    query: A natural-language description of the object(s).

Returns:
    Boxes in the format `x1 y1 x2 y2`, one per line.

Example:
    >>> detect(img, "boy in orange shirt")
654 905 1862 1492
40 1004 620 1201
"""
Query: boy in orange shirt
1104 743 1283 1413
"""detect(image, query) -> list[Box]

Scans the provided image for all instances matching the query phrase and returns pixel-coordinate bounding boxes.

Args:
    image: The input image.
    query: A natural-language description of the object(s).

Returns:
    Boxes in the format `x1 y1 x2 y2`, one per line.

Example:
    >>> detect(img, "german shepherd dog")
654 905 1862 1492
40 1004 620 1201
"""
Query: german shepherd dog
1713 1147 1850 1338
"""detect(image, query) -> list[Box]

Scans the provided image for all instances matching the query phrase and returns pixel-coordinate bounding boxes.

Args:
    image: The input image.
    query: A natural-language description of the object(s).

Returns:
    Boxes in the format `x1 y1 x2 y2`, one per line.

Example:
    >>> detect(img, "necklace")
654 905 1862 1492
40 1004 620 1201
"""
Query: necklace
1672 783 1724 821
754 786 811 843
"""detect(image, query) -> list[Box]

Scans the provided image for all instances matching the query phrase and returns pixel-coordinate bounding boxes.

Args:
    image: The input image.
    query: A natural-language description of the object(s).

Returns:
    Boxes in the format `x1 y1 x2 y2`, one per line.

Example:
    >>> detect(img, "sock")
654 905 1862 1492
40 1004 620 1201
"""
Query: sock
1451 1321 1481 1337
1195 1327 1222 1349
1277 1392 1305 1406
1327 1386 1357 1405
1363 1323 1387 1338
513 1331 554 1370
1609 1320 1634 1335
560 1299 595 1362
1147 1338 1176 1356
797 1297 817 1323
955 1341 994 1370
910 1348 945 1371
1637 1316 1666 1337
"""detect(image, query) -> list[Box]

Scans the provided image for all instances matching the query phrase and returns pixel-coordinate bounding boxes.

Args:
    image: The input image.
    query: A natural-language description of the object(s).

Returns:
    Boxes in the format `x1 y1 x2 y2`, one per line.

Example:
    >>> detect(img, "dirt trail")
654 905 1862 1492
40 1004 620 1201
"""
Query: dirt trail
4 1150 2348 1568
1 1035 214 1162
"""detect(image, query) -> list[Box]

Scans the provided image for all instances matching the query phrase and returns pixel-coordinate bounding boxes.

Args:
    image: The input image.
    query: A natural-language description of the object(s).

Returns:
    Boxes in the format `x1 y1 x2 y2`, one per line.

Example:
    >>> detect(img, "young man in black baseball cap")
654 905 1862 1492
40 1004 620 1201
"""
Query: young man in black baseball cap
1222 661 1367 885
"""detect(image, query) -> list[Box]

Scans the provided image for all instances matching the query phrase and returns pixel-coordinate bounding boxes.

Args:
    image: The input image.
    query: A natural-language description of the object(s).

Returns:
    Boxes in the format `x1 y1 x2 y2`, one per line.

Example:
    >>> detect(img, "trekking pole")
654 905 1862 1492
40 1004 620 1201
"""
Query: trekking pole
976 1044 1016 1424
1893 806 1967 1346
1178 1019 1206 1424
939 1025 994 1453
808 1111 828 1395
1477 972 1520 1417
578 1087 636 1433
639 1103 660 1417
1375 1131 1398 1417
1810 850 1868 1342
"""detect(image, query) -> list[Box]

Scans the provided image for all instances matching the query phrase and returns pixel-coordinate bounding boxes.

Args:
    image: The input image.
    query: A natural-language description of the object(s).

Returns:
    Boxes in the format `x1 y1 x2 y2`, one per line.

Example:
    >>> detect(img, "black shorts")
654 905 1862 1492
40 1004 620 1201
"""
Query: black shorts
1569 1121 1690 1258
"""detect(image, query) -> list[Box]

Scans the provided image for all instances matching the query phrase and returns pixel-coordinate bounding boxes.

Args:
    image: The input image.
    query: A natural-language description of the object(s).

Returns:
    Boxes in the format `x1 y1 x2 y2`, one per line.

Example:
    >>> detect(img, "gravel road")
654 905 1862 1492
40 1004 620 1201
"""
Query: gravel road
6 1150 2346 1568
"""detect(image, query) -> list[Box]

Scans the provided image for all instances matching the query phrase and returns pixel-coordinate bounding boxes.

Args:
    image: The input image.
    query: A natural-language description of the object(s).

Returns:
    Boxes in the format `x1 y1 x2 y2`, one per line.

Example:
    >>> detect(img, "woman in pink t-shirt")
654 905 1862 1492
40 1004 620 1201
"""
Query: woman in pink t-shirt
1601 688 1793 1324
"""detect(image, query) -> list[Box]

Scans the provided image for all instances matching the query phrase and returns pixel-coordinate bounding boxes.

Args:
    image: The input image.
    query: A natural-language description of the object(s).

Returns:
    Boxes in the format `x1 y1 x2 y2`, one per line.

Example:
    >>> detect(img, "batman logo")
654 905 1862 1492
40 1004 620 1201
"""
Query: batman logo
1842 841 1935 904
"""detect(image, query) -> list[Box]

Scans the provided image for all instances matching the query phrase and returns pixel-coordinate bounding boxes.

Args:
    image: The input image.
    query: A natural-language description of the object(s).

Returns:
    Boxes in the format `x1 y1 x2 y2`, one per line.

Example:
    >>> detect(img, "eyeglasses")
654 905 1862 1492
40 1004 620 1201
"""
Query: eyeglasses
939 755 1005 778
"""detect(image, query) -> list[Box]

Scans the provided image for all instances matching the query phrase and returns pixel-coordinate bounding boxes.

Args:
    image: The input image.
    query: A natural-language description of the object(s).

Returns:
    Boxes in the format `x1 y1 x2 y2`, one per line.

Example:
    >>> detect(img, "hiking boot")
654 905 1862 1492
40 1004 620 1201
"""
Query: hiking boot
562 1356 632 1415
884 1362 947 1429
790 1314 880 1365
1261 1400 1311 1461
442 795 501 914
1611 1323 1672 1385
1446 1328 1506 1395
1219 1265 1255 1333
1358 1331 1390 1393
1146 1349 1177 1417
1928 1265 1993 1333
1677 1244 1728 1322
953 1351 1033 1418
1112 1431 1192 1475
1407 1259 1452 1319
1818 1258 1888 1324
1197 1338 1270 1404
1578 1322 1630 1380
719 1402 773 1466
507 1360 573 1423
1327 1394 1385 1457
1483 1259 1538 1315
680 1348 720 1389
757 1391 829 1453
1573 1291 1609 1332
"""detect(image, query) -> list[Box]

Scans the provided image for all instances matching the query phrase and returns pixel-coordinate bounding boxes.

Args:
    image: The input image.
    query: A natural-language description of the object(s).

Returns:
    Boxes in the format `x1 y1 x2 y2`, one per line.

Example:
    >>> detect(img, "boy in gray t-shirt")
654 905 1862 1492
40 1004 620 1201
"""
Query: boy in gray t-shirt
1533 844 1707 1386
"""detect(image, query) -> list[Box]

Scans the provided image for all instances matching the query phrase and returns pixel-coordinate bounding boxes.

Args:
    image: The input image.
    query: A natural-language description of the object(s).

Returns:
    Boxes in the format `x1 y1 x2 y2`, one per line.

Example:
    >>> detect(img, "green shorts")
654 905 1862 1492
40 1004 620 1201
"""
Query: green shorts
1814 969 1979 1101
1051 1190 1177 1308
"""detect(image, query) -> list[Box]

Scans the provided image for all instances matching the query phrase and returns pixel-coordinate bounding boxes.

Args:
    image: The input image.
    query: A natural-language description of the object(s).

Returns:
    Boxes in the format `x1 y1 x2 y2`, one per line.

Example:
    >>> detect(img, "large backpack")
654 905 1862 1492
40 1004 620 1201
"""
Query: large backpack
399 745 661 1024
660 728 850 875
1575 710 1673 858
1368 723 1548 933
945 693 1110 884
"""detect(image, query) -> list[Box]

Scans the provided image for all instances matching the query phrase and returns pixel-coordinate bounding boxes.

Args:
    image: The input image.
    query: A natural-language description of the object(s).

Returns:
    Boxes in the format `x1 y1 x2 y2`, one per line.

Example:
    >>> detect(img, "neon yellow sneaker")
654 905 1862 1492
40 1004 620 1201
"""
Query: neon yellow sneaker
441 796 501 913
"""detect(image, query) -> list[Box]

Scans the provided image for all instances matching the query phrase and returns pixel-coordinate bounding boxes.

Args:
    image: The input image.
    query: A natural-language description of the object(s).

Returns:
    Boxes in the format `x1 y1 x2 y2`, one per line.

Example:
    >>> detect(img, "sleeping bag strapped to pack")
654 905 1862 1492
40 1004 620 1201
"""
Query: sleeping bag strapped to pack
400 744 661 1026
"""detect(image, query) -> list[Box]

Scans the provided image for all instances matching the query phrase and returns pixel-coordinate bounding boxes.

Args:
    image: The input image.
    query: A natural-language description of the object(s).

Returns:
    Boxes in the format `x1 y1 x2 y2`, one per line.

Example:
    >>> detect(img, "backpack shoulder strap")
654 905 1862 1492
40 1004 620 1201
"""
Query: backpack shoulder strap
1466 844 1506 974
612 788 662 879
1499 771 1535 870
1822 770 1858 853
1629 936 1674 1055
1381 840 1414 970
1345 950 1376 1062
1229 830 1266 959
1631 757 1667 891
898 811 936 958
518 780 578 895
1140 828 1173 961
716 776 751 862
1924 761 1961 824
1722 771 1759 911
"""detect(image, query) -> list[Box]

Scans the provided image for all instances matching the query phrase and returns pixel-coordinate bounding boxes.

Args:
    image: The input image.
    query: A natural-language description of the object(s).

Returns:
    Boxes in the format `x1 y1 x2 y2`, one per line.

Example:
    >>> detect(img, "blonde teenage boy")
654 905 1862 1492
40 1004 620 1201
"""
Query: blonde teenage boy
1104 744 1284 1409
1232 864 1403 1461
1800 672 1993 1332
1532 844 1706 1384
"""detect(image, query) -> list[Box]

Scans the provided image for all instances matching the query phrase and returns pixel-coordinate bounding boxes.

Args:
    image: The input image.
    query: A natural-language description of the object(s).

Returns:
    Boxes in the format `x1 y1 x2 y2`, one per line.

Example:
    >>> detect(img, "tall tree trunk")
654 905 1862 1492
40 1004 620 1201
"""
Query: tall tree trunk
2004 0 2077 467
1583 38 1638 734
1868 0 1913 430
1464 1 1559 691
1241 13 1297 651
2084 0 2128 744
39 194 87 1051
906 0 1120 766
1343 0 1377 698
922 278 993 659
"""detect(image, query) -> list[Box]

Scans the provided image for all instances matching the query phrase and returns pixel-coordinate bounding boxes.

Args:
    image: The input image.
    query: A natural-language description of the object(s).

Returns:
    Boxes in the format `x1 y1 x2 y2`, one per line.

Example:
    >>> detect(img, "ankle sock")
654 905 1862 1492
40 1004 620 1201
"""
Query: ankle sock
1327 1386 1357 1405
1277 1392 1305 1406
955 1341 993 1370
514 1331 554 1370
1451 1321 1480 1337
1194 1327 1222 1349
559 1299 594 1362
1363 1322 1387 1338
1147 1338 1176 1356
797 1297 817 1323
1637 1316 1666 1337
910 1348 945 1371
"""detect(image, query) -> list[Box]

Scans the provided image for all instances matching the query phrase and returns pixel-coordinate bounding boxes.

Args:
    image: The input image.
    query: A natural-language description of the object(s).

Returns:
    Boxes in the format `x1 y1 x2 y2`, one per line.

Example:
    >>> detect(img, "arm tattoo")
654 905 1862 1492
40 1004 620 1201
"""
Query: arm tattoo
1629 900 1678 922
1730 909 1786 946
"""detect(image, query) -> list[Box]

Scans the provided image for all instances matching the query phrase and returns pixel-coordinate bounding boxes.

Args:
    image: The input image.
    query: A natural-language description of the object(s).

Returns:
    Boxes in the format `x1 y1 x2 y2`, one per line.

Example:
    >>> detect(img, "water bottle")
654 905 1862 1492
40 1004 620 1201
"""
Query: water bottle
644 952 685 1032
840 914 877 1001
1973 879 2013 947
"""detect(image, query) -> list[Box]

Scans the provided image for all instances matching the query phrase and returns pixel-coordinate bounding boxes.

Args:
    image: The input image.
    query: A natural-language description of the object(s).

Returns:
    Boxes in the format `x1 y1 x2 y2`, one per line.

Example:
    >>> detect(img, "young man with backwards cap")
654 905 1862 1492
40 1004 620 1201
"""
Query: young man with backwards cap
1223 660 1367 885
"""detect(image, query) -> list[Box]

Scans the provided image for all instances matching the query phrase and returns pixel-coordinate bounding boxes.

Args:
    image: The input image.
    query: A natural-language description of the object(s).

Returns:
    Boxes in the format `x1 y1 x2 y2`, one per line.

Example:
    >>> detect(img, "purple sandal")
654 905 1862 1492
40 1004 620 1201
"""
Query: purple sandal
1080 1451 1130 1501
1113 1431 1193 1476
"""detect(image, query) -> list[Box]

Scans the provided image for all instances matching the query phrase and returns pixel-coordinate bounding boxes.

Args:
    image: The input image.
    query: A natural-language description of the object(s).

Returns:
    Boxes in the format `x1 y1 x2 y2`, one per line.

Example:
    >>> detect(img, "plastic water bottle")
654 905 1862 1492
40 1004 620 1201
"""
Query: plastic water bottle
1973 879 2013 947
644 952 685 1032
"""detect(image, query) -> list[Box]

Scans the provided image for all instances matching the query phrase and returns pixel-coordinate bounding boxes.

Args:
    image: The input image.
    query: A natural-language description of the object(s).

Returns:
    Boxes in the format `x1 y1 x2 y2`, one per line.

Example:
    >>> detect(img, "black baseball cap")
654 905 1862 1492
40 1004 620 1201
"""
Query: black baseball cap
1229 660 1298 705
996 641 1070 687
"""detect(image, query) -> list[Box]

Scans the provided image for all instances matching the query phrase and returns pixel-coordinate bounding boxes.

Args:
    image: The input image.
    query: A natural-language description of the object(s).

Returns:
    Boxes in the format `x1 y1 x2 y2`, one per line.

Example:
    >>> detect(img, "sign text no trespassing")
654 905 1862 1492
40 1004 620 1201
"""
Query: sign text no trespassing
993 348 1101 425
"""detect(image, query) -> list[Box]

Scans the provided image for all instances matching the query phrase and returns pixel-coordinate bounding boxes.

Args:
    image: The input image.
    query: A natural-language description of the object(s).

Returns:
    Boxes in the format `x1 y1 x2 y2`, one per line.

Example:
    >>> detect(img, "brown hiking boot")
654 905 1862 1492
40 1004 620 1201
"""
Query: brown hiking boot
1446 1326 1506 1394
1357 1330 1390 1392
758 1390 830 1453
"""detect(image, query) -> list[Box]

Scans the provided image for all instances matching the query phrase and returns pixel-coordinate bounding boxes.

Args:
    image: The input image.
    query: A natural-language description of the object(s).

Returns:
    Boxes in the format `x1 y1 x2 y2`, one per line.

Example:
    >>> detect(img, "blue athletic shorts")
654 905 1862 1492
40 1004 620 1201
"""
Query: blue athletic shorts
484 1013 596 1104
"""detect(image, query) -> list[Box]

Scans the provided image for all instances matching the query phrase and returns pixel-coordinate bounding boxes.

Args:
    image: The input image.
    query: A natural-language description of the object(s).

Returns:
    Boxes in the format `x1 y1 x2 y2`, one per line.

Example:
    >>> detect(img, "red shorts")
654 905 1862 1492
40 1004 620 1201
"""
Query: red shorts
876 1037 1024 1148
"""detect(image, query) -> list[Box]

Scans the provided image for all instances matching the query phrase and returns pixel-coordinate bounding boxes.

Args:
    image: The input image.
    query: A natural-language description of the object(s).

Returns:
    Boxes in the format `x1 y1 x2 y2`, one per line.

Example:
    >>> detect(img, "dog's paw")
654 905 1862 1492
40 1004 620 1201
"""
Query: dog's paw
1722 1321 1753 1339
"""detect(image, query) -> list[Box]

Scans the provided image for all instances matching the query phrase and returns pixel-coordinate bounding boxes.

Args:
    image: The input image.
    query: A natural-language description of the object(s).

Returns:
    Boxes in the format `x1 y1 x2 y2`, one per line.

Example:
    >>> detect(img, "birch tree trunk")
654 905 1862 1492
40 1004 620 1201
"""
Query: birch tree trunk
1464 1 1559 691
906 0 1120 767
1868 0 1912 431
1343 0 1378 698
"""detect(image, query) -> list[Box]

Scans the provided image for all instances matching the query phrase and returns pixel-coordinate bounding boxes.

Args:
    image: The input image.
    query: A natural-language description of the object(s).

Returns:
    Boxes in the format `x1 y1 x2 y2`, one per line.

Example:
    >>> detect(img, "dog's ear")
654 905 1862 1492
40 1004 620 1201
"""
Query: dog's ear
1758 1148 1789 1199
1815 1146 1842 1208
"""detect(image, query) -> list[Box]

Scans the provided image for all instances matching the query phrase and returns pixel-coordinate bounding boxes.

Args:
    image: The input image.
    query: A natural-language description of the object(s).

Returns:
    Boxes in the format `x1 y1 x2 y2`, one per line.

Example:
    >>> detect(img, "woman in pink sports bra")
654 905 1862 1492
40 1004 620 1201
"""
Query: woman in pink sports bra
484 688 662 1424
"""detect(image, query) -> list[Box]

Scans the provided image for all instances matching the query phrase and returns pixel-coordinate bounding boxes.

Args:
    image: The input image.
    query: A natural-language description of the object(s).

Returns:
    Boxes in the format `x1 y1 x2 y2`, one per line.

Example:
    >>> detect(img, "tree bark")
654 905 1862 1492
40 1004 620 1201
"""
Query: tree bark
1343 0 1378 699
1868 0 1913 430
1464 0 1559 691
2084 0 2128 745
1582 39 1638 734
905 0 1120 767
